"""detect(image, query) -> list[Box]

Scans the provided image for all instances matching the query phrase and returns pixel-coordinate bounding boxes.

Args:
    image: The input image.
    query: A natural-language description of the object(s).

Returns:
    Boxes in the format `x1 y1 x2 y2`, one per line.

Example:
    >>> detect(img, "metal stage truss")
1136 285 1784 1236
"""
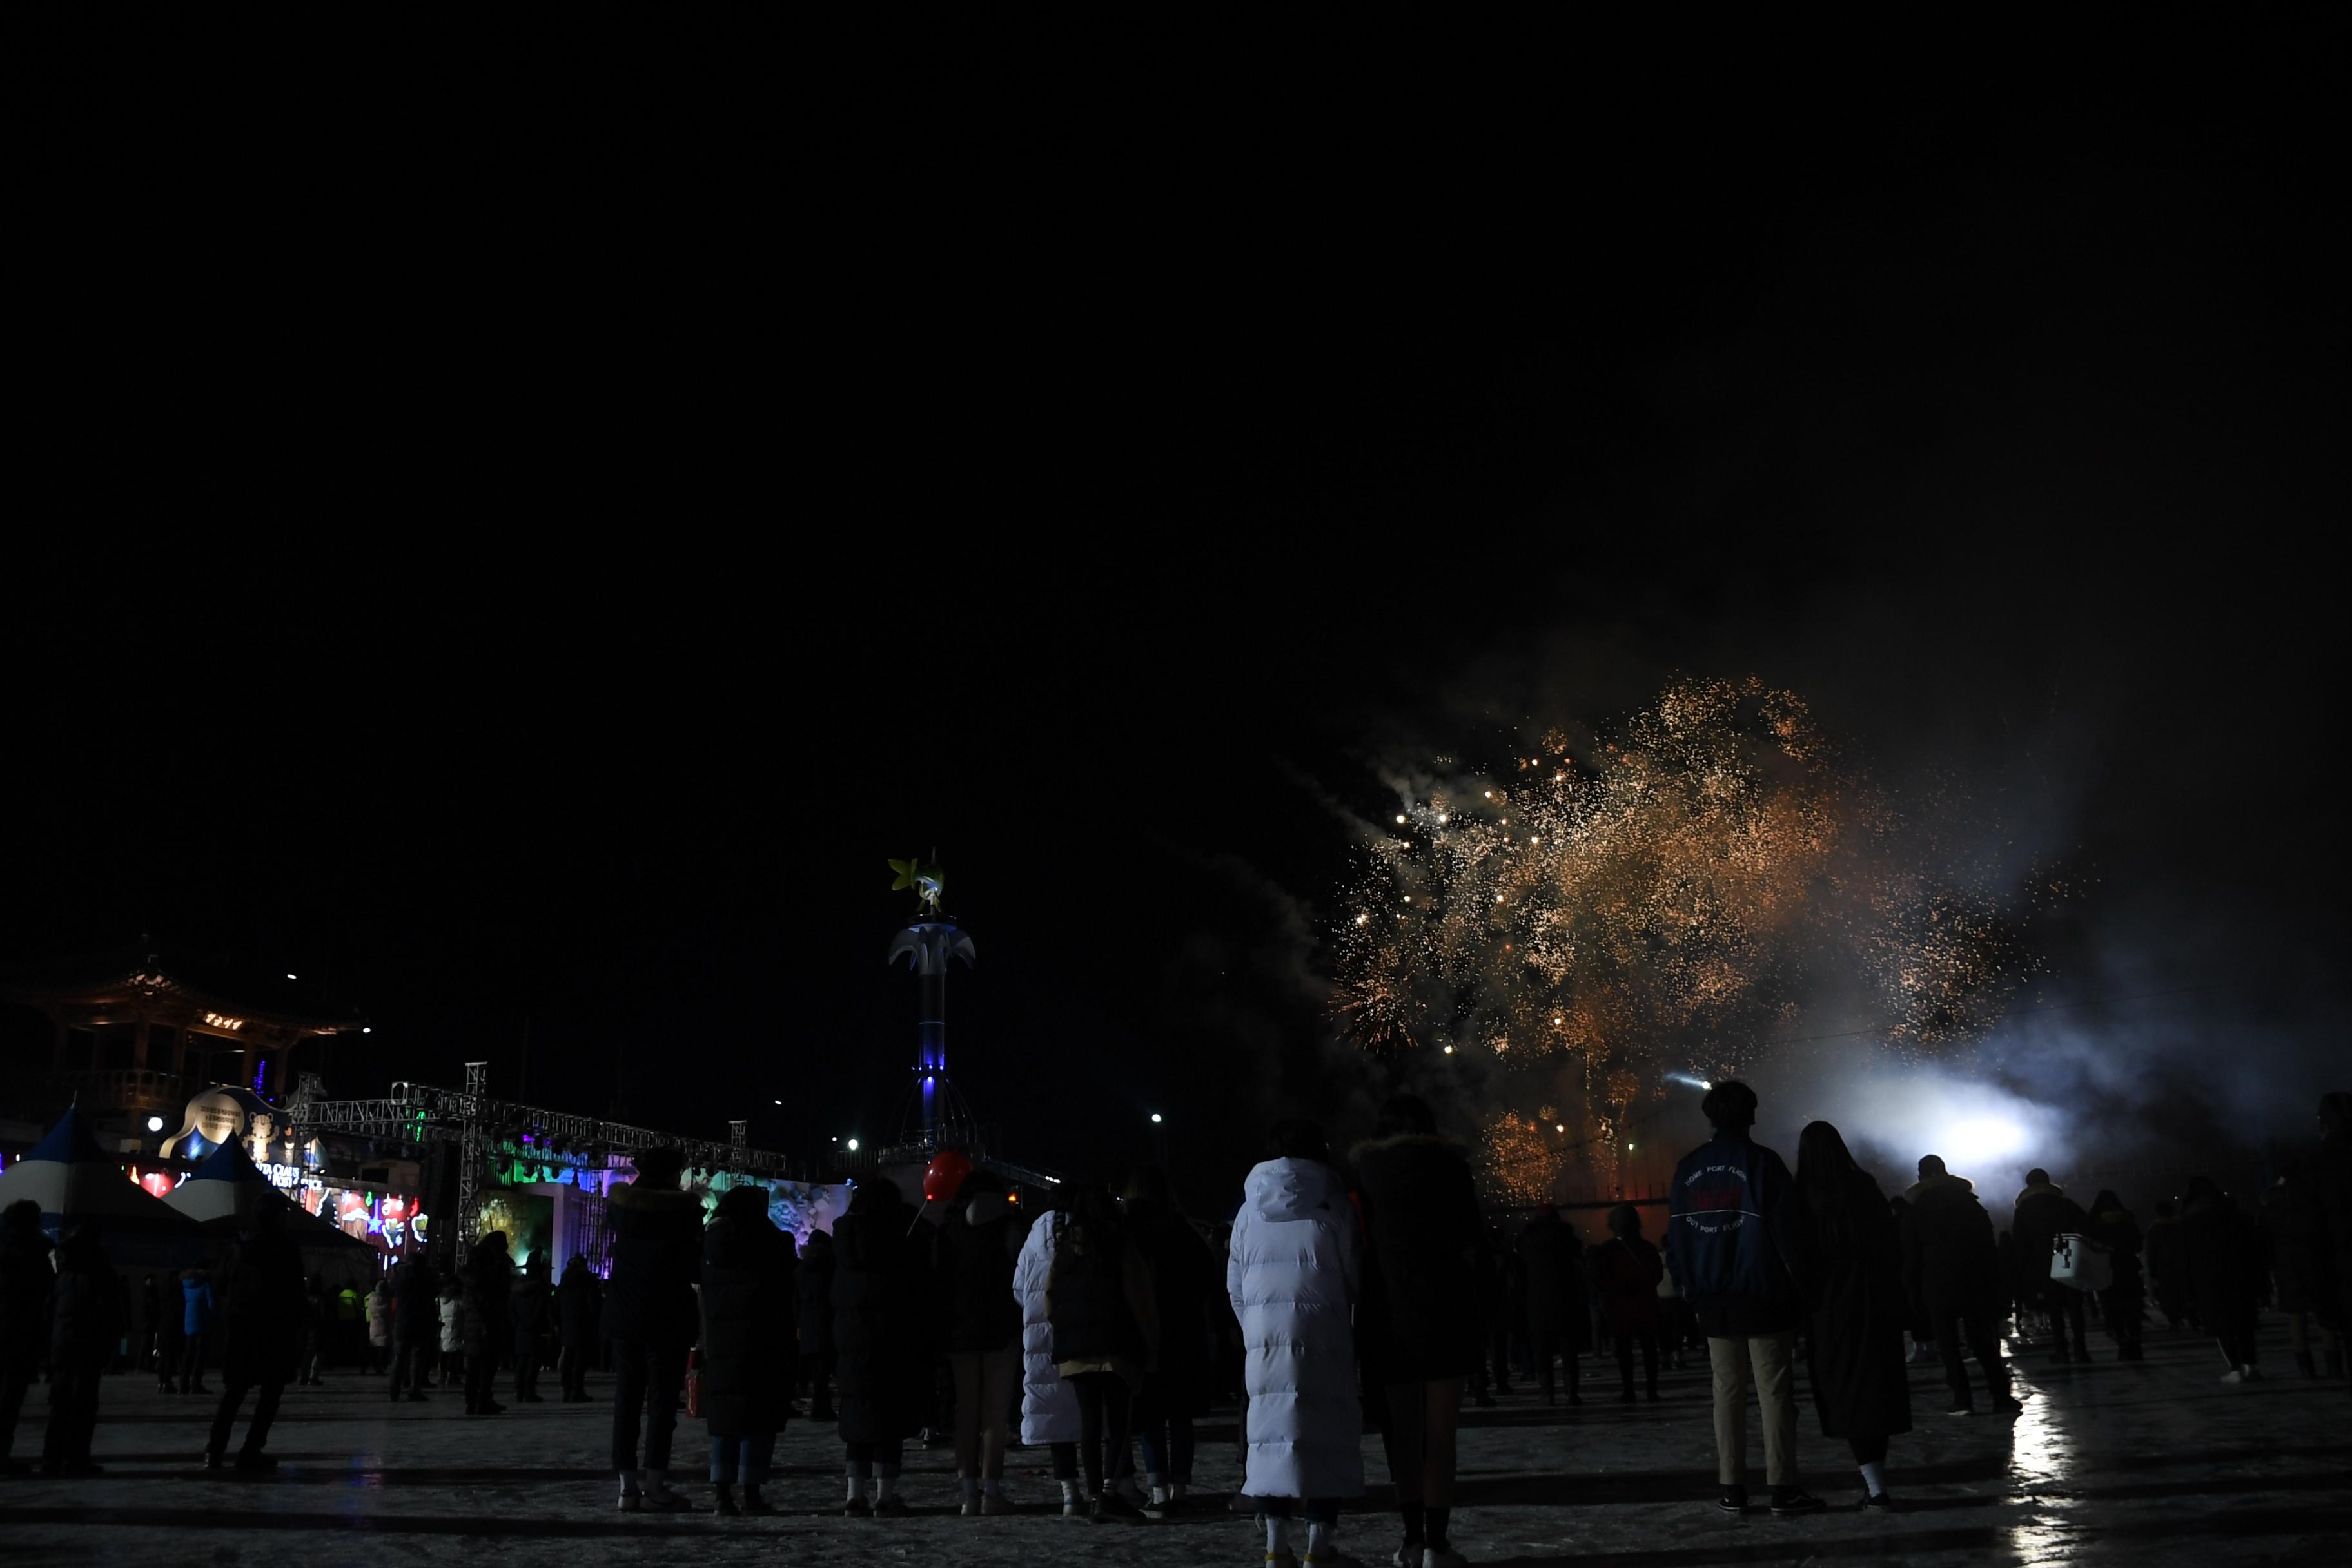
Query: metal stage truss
282 1066 814 1265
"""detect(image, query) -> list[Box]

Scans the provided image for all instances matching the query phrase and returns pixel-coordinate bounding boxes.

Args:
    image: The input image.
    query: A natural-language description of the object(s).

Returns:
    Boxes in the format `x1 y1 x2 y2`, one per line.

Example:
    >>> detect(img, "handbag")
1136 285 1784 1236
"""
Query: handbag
2049 1233 2113 1292
684 1348 702 1418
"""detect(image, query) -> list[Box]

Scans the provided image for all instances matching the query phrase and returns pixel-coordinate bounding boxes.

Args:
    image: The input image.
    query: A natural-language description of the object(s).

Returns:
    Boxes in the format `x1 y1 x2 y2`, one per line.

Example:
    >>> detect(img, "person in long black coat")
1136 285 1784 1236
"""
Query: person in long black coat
554 1255 601 1403
1517 1206 1590 1405
1900 1157 2016 1415
1794 1122 1911 1509
931 1168 1027 1513
41 1222 121 1476
1884 1198 1934 1353
463 1231 516 1416
796 1228 836 1420
1045 1182 1155 1522
0 1200 54 1474
2143 1199 2190 1329
605 1146 705 1510
831 1175 930 1516
511 1256 553 1402
388 1257 440 1402
1467 1227 1518 1404
2313 1093 2352 1369
2180 1175 2267 1381
1119 1164 1211 1513
700 1184 796 1515
390 1260 442 1401
1590 1205 1665 1402
205 1204 305 1470
1355 1095 1485 1567
2260 1161 2342 1380
2087 1191 2145 1361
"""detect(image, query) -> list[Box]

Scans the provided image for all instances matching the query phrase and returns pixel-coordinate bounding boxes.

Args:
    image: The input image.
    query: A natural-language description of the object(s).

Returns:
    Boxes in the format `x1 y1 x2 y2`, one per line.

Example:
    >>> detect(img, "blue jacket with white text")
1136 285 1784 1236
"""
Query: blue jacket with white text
1665 1132 1805 1337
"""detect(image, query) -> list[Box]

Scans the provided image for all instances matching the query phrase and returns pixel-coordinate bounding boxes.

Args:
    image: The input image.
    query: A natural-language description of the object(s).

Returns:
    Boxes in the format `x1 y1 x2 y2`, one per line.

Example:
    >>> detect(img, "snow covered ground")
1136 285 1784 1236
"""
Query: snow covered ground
2 1319 2344 1567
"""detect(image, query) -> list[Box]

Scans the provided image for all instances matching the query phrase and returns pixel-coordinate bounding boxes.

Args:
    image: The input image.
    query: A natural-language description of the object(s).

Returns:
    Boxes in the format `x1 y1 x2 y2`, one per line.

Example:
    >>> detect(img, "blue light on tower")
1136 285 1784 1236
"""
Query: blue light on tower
887 856 975 1152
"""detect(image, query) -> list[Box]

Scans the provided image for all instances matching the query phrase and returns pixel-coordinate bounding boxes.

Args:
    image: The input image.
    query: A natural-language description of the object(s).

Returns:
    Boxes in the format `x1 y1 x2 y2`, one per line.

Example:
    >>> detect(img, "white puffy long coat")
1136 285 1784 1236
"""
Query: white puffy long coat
1014 1208 1082 1446
1228 1158 1364 1500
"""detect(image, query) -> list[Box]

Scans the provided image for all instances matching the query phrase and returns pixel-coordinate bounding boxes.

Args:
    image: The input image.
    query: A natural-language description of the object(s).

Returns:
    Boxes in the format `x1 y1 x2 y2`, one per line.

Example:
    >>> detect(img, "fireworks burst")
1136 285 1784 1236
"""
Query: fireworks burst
1483 1111 1562 1206
1329 676 2060 1185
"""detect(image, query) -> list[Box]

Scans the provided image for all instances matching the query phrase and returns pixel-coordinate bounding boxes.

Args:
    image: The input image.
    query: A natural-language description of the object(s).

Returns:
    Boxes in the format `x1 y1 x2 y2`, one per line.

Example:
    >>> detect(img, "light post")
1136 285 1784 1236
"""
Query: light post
1149 1112 1168 1167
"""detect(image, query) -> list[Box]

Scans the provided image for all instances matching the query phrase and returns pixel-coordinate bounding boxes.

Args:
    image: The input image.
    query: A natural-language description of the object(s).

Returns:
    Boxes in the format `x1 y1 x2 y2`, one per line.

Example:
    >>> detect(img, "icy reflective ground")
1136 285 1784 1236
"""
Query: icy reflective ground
3 1322 2345 1567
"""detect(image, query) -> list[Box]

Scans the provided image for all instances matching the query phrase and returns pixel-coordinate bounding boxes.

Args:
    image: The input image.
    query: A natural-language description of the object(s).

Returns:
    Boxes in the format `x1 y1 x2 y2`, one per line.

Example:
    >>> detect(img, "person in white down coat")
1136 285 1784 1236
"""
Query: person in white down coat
1228 1119 1364 1567
1013 1206 1087 1516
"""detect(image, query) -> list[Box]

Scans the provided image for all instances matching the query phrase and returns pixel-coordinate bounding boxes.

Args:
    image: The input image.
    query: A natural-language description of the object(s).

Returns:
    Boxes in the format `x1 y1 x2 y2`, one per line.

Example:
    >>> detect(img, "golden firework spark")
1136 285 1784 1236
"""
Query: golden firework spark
1335 675 2054 1106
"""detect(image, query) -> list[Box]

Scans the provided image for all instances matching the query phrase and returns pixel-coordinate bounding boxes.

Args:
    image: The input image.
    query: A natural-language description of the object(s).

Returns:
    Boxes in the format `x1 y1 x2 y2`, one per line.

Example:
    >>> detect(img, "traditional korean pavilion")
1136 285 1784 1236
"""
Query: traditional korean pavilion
1 946 364 1148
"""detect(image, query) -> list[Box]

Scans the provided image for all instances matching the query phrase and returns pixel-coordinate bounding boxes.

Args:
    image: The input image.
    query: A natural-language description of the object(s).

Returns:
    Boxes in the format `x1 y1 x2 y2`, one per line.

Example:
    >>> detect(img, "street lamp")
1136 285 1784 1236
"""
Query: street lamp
146 1115 164 1133
846 1138 860 1153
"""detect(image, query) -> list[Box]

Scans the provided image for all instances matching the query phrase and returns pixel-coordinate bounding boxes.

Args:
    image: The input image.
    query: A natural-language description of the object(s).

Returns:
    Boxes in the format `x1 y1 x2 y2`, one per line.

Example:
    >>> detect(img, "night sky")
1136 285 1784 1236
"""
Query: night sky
8 15 2342 1207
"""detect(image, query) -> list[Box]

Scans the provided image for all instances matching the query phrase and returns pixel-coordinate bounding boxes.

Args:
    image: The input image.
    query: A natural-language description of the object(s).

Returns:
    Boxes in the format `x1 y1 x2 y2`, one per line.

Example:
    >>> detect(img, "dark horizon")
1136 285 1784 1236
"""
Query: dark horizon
6 14 2344 1213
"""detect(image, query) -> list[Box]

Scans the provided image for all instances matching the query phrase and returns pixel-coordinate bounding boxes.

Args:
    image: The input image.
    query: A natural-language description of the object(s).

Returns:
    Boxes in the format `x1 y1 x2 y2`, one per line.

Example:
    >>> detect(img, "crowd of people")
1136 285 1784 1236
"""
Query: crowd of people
1 1087 2347 1568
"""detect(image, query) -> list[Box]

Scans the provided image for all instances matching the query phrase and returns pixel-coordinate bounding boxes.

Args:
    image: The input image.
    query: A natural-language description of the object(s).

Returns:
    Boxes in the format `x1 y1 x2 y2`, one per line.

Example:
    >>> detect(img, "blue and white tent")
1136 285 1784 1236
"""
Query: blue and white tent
163 1137 373 1253
0 1108 206 1267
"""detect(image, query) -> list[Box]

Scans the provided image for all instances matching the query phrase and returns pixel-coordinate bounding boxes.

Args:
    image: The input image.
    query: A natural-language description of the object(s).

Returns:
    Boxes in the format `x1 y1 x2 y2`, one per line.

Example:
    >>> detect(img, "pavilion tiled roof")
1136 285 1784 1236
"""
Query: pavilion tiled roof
1 956 362 1035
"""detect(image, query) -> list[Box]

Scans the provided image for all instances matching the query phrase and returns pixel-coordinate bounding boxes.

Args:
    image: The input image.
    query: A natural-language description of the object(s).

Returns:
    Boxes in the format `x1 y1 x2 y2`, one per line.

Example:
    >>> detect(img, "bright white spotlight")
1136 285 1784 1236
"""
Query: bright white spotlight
146 1115 165 1133
1943 1115 2027 1169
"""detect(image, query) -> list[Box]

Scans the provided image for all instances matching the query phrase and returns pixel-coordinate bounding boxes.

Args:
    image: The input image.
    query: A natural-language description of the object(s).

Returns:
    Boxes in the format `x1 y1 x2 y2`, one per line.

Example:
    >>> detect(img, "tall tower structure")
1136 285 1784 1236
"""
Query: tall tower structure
886 917 975 1150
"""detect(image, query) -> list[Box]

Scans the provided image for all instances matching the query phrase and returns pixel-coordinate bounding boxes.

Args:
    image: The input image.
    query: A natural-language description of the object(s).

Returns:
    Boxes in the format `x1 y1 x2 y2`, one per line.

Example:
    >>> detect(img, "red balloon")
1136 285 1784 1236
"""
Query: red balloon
923 1150 975 1204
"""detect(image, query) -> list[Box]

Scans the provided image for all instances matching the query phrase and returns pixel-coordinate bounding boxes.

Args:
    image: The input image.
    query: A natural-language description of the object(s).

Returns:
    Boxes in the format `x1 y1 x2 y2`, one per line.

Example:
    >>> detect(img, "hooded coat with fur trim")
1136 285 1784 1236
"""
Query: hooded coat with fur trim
1351 1132 1485 1382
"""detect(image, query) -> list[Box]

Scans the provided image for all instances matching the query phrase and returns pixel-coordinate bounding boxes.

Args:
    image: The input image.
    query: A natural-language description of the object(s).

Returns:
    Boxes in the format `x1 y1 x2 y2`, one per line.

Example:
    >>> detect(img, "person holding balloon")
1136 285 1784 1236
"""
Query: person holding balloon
930 1157 1028 1515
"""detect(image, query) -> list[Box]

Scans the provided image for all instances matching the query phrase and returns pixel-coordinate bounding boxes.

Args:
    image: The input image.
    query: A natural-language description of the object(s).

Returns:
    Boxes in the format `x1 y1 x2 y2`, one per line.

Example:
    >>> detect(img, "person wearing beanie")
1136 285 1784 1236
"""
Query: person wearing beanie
1666 1081 1823 1518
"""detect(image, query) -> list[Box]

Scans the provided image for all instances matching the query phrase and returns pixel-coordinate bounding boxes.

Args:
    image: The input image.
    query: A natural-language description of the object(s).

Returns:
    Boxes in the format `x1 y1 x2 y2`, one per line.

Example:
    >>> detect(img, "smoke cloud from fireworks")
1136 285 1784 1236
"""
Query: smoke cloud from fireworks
1327 674 2070 1199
